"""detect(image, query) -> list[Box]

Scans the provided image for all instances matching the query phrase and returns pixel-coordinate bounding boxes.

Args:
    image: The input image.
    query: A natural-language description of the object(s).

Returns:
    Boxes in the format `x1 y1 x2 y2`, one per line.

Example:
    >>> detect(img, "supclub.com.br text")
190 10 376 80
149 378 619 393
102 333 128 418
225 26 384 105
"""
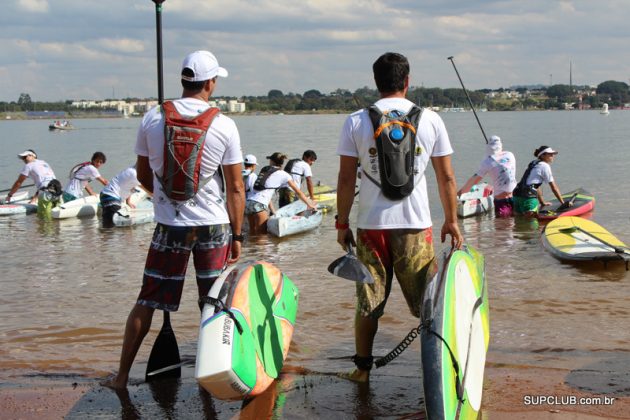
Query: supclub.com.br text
523 395 615 406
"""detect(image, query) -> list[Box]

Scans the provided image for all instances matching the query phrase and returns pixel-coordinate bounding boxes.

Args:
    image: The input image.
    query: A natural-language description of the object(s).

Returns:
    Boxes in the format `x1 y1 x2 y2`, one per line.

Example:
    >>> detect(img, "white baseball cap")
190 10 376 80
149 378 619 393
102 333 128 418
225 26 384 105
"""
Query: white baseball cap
244 154 257 165
536 147 558 157
17 149 37 158
181 50 228 82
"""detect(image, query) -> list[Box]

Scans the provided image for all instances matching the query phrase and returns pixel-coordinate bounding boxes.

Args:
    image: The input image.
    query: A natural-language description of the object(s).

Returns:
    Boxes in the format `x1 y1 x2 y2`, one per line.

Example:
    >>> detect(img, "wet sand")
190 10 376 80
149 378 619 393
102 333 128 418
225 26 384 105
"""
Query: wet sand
2 359 629 419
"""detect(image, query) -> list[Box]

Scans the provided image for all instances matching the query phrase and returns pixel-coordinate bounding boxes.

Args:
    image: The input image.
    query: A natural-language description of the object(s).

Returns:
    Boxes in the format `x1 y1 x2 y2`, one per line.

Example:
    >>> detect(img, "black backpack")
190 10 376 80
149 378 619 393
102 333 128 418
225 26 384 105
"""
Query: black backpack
253 166 280 191
364 105 423 200
513 160 541 198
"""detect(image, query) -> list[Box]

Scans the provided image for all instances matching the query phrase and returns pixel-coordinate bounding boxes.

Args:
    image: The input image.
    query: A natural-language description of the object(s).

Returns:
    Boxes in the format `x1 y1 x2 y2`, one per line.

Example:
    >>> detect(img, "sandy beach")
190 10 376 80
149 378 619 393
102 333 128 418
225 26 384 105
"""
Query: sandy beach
2 358 629 419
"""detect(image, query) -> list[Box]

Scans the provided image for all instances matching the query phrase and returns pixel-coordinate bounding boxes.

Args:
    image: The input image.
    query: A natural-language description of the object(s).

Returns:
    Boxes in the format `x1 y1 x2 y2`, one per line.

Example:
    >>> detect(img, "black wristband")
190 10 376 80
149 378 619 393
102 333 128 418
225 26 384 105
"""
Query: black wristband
232 233 245 242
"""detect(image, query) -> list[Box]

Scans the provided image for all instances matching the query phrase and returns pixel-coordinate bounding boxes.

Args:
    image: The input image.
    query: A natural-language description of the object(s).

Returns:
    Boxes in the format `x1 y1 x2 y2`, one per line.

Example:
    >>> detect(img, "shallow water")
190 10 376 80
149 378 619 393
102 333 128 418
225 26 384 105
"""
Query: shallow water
1 111 629 413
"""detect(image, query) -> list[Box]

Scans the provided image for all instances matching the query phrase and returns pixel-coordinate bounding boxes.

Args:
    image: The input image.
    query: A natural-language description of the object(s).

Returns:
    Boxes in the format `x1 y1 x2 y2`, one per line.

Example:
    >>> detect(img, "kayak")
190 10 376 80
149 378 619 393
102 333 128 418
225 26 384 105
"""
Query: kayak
542 216 630 267
537 188 595 220
0 202 37 216
313 192 336 208
195 261 299 400
457 182 494 218
267 200 322 238
51 195 99 219
0 191 37 216
421 245 489 420
112 198 154 227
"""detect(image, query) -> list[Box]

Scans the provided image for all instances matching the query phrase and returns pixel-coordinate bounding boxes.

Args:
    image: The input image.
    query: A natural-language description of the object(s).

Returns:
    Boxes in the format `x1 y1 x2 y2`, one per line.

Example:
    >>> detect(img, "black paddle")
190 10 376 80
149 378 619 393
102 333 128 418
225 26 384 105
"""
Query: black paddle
145 0 181 382
558 226 630 255
447 56 488 144
0 184 35 194
145 311 181 380
556 192 578 211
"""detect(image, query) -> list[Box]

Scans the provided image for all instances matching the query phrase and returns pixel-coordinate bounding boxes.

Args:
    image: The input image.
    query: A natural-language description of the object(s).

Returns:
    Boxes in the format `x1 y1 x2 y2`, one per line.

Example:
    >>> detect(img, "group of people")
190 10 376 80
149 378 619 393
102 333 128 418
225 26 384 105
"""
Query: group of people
458 136 568 218
5 150 145 225
73 49 567 390
241 150 318 234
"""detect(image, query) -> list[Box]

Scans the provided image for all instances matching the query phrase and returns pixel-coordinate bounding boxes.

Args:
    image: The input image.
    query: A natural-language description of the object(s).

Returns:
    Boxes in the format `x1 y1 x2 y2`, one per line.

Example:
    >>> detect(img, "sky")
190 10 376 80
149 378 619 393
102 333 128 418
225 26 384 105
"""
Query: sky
1 0 630 102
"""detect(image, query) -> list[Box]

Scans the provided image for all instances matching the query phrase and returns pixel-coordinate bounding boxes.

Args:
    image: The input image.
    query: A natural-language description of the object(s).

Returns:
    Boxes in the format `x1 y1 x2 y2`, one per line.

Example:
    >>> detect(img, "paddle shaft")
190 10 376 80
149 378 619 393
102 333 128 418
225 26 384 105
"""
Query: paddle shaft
447 56 488 144
1 184 35 194
153 0 165 105
560 226 629 254
145 0 181 382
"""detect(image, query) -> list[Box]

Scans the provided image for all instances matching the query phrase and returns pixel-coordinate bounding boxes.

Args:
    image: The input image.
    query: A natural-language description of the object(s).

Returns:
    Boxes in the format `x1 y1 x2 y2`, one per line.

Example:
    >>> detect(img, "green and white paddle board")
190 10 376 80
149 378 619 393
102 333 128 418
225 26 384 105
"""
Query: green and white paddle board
421 245 489 419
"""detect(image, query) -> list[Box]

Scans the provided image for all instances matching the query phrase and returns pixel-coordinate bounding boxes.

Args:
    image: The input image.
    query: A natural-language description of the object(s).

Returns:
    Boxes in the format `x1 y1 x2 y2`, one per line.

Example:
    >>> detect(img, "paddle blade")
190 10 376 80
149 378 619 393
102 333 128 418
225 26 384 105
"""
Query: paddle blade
327 248 374 284
146 311 181 382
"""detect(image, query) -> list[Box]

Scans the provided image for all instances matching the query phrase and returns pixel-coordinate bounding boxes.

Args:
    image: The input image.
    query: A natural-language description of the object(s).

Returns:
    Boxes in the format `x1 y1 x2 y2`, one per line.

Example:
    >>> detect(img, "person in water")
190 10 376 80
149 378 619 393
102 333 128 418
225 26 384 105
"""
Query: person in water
335 52 463 383
458 135 517 217
99 165 146 227
278 150 317 208
513 145 568 216
245 152 317 234
5 149 62 218
242 154 258 200
62 152 108 202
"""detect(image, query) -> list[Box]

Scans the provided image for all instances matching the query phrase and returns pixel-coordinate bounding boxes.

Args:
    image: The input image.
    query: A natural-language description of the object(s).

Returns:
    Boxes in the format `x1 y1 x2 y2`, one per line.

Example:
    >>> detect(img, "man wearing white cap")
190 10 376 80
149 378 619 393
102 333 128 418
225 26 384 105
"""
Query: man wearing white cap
457 135 517 217
104 50 245 389
242 154 258 200
5 149 62 218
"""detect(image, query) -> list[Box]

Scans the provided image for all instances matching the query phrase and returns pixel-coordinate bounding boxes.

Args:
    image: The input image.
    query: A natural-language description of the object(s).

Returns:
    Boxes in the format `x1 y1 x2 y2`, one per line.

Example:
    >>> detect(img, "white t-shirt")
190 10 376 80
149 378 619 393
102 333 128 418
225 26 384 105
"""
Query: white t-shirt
20 159 56 189
337 98 453 230
476 151 517 195
285 160 312 187
135 98 242 226
247 168 292 206
64 163 101 198
242 169 257 200
101 166 139 200
525 161 554 185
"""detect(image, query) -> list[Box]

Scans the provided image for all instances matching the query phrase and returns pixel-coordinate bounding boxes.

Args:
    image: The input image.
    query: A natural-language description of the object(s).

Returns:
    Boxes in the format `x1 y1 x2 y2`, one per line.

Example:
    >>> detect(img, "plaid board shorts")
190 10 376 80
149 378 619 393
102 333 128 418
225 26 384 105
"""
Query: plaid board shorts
137 223 231 311
355 228 436 319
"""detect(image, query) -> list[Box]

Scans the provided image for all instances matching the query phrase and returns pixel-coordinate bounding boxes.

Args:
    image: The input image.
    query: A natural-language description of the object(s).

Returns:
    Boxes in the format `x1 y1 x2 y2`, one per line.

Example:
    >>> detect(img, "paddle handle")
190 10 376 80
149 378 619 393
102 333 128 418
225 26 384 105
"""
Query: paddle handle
1 184 35 194
564 226 628 254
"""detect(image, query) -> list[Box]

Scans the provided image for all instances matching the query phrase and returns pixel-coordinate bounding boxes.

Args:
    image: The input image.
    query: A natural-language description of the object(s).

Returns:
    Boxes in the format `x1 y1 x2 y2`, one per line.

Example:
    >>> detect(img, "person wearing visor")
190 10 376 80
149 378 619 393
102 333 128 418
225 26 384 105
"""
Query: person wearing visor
513 145 567 216
5 149 61 218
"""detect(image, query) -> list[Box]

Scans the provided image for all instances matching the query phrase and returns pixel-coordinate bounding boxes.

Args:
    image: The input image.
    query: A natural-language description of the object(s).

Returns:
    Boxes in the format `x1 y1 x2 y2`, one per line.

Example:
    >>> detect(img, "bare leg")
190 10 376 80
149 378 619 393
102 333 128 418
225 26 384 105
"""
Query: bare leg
248 211 269 234
340 312 378 383
102 304 155 389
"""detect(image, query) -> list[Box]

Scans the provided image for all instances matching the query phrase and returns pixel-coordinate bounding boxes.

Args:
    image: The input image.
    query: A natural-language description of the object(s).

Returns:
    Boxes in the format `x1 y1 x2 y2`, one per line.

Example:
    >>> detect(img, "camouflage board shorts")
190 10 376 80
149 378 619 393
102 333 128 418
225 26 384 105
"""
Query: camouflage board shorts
355 227 436 319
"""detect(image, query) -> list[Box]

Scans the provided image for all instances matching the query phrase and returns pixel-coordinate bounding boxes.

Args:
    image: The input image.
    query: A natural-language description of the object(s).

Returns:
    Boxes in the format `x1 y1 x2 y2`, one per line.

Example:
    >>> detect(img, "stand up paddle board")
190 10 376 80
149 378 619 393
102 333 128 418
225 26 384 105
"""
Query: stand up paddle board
195 261 299 400
51 195 99 219
421 245 489 420
542 216 630 268
537 188 594 220
0 191 37 216
457 182 494 218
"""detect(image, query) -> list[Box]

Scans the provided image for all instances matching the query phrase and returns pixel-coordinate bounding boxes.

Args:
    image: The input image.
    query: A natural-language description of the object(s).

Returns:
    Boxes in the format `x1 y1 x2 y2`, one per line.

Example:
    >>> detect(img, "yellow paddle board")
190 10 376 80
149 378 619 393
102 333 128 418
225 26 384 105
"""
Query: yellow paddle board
542 217 630 266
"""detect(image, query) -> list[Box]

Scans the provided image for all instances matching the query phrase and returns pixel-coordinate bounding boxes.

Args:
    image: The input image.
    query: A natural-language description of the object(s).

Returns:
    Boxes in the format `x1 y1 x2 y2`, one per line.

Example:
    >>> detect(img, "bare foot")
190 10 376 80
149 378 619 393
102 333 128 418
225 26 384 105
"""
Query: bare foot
337 368 370 383
100 374 128 390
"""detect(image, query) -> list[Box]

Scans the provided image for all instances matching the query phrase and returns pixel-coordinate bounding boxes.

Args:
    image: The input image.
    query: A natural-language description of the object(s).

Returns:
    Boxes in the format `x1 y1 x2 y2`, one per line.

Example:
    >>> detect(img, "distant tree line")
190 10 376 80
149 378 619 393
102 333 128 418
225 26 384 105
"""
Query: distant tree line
2 80 628 114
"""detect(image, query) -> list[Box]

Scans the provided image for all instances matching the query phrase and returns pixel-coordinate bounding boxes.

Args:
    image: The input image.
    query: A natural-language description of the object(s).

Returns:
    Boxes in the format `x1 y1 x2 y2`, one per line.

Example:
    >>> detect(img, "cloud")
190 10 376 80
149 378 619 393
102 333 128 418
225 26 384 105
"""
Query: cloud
17 0 48 13
96 38 145 54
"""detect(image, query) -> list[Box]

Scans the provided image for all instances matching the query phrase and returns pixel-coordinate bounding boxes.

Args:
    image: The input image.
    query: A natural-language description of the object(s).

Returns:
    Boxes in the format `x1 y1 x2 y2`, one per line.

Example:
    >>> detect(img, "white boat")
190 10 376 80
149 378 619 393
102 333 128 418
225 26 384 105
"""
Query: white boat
51 195 99 219
49 121 75 130
0 191 37 216
600 103 610 115
267 200 322 237
112 194 154 227
457 182 494 218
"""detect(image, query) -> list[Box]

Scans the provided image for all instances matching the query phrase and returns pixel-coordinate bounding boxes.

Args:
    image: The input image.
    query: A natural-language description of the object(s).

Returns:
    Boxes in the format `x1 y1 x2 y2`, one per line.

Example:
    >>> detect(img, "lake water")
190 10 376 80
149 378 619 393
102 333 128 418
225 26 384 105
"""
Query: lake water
1 111 629 415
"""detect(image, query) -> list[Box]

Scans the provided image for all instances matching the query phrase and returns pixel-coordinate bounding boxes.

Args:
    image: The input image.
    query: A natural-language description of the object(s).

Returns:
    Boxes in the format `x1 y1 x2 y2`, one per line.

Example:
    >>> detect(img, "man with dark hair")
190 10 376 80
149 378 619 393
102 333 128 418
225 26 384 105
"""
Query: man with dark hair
278 149 318 207
63 151 108 202
103 50 245 389
336 52 463 382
